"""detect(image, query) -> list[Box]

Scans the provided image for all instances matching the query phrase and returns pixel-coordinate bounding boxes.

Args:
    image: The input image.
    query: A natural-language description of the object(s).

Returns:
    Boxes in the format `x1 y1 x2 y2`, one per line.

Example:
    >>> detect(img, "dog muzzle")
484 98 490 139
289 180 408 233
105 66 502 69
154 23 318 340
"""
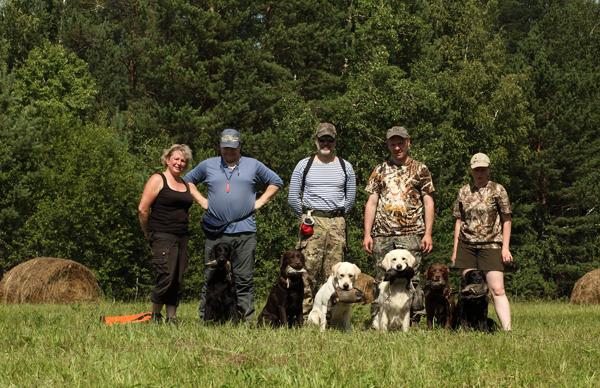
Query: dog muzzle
384 266 415 281
426 280 445 289
285 266 307 277
461 283 488 299
332 288 364 304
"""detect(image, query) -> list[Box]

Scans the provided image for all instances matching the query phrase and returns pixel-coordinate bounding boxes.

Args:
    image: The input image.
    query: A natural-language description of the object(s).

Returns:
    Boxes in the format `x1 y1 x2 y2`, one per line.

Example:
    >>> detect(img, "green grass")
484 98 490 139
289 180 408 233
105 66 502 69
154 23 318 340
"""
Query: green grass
1 301 599 387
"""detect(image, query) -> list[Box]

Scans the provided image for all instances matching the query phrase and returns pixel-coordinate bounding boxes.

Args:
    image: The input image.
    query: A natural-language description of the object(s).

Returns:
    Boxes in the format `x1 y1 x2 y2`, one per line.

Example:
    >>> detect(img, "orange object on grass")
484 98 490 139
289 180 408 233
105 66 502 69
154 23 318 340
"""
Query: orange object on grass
101 312 153 325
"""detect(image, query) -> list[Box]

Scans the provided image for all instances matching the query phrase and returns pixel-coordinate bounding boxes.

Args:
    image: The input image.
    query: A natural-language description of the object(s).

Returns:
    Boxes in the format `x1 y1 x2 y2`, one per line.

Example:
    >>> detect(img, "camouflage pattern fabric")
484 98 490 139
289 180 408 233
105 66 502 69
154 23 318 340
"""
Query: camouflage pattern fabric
296 214 346 317
365 158 435 237
453 181 511 248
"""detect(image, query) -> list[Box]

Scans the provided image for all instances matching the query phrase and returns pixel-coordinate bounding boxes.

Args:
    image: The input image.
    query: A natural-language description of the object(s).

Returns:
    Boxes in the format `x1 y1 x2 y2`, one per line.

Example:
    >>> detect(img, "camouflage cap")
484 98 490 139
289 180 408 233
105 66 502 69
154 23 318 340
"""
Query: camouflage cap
470 153 490 169
315 122 336 139
386 126 410 139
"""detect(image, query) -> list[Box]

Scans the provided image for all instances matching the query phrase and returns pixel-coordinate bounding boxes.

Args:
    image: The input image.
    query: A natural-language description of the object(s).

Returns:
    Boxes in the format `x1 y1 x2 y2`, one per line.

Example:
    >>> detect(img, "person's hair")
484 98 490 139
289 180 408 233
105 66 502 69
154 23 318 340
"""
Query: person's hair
160 144 193 167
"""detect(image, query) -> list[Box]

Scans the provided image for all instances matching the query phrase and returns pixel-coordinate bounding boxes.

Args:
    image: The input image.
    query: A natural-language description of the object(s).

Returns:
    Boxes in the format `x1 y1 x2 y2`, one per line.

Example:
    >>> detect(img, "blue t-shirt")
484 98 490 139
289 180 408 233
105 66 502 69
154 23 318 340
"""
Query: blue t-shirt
184 156 283 233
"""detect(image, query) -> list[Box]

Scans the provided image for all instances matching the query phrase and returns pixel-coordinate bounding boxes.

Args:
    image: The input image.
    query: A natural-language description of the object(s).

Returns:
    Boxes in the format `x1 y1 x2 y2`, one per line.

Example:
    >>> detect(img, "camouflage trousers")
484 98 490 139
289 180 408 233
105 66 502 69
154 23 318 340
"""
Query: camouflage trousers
296 214 346 317
372 235 426 322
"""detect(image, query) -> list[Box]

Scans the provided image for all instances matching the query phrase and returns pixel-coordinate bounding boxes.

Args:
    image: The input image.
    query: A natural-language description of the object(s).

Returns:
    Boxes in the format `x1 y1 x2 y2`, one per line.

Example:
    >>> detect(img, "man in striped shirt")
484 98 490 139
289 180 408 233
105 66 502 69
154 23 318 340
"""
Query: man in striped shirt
288 122 357 318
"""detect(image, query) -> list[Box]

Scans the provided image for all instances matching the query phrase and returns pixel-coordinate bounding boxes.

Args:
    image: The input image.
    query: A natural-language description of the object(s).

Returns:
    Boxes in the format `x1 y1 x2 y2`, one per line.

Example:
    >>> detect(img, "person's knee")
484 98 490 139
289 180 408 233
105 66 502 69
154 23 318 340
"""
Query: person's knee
489 286 506 297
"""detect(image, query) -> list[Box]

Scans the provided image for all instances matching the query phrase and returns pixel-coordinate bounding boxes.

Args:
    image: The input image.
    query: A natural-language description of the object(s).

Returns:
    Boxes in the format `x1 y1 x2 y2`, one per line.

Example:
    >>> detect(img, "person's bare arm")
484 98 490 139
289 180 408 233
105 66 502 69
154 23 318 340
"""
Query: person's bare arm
421 194 434 253
255 184 280 210
451 218 462 264
363 193 379 253
500 213 513 263
138 174 162 240
188 182 208 210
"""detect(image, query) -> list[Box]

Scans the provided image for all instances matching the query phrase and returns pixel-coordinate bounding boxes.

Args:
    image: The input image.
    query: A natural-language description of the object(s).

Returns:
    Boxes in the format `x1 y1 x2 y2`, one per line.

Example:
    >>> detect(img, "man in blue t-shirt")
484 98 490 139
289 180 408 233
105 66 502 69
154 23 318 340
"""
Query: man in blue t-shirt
185 128 283 322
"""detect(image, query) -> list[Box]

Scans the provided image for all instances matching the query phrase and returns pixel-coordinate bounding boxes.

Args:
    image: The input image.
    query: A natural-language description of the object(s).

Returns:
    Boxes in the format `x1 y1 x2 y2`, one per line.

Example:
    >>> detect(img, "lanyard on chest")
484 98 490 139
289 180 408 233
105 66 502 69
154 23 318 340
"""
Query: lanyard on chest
222 164 239 193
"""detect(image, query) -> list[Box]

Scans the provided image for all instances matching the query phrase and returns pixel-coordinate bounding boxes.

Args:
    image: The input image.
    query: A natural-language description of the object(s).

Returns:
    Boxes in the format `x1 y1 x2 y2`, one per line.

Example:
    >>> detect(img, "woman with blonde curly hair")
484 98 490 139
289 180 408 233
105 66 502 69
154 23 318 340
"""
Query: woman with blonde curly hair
138 144 207 323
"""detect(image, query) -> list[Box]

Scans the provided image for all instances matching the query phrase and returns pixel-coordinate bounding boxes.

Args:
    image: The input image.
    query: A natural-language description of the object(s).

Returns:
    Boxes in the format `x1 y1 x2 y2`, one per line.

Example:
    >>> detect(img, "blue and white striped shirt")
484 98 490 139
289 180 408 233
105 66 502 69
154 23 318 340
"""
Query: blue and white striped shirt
287 156 356 217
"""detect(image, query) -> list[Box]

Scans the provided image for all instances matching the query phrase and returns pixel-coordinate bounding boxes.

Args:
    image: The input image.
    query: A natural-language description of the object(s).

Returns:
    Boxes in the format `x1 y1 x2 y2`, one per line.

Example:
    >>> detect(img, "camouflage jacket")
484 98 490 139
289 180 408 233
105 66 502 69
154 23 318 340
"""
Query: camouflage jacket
453 181 511 247
365 158 435 237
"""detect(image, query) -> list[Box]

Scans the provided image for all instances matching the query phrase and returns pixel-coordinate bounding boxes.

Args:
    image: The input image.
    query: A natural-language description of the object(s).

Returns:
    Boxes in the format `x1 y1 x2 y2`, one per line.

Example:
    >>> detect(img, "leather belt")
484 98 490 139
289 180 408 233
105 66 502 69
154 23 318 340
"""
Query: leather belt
303 208 344 218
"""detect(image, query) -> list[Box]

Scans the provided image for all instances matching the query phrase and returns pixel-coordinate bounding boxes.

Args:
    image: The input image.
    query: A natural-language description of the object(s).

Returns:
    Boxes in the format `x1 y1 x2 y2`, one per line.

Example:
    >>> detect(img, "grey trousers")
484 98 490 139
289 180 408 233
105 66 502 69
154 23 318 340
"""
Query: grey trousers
199 232 257 322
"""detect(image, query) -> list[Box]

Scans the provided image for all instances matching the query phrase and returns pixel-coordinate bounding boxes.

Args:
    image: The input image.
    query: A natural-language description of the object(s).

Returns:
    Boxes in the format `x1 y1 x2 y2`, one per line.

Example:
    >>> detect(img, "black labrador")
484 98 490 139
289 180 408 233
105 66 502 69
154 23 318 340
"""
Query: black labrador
203 242 240 323
258 250 306 328
453 270 497 332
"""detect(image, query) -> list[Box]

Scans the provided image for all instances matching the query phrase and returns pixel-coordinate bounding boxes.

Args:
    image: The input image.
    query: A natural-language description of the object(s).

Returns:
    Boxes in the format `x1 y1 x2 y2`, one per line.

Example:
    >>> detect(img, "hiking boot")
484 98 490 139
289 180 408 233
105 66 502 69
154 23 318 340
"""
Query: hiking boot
165 316 179 326
151 312 163 323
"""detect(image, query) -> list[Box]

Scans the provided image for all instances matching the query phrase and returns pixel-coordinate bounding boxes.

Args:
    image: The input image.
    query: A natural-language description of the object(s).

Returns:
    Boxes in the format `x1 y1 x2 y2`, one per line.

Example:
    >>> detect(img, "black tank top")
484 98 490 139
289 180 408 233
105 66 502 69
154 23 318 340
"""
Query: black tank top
148 173 194 235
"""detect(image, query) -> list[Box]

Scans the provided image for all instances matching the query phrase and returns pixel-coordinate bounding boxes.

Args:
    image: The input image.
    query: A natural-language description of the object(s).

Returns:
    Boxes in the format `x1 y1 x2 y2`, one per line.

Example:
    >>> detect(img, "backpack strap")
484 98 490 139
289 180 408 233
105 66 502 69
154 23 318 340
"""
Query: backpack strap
300 154 316 199
338 157 348 196
300 154 348 199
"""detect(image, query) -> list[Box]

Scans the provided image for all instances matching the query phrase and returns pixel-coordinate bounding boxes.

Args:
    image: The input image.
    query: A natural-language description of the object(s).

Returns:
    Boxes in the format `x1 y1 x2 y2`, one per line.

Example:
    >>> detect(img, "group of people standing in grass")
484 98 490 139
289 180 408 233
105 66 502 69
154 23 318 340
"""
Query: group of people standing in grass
138 123 513 331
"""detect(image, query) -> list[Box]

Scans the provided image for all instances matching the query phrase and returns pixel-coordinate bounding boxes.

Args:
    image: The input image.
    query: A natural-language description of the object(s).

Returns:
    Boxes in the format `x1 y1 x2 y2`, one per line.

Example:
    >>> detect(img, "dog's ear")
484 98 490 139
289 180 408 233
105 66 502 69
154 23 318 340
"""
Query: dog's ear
426 265 433 279
379 255 390 270
279 252 288 269
351 263 361 276
209 245 217 261
443 265 450 280
229 246 238 262
331 262 342 275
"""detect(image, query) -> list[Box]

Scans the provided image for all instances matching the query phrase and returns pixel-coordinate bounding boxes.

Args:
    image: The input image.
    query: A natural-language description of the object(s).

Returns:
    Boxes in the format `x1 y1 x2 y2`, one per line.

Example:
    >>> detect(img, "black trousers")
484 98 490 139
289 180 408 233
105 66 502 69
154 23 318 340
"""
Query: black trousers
149 232 189 306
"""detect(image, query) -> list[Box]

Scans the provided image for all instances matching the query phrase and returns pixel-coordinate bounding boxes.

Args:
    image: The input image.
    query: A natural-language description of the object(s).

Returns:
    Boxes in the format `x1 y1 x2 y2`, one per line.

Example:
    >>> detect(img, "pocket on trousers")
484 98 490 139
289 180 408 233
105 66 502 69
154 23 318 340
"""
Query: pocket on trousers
151 239 173 270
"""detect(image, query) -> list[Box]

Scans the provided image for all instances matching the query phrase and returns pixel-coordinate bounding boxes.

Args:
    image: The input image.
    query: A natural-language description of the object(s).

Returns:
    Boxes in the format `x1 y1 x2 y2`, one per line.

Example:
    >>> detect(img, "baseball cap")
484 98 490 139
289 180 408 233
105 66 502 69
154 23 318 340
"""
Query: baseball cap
315 122 336 139
470 153 490 169
220 128 240 148
386 126 410 139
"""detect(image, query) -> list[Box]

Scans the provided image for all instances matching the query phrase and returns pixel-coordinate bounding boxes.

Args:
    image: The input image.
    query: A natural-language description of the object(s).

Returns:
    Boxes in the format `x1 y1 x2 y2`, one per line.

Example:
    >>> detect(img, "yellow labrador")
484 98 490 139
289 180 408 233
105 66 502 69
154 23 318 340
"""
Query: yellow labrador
306 262 361 331
372 249 417 332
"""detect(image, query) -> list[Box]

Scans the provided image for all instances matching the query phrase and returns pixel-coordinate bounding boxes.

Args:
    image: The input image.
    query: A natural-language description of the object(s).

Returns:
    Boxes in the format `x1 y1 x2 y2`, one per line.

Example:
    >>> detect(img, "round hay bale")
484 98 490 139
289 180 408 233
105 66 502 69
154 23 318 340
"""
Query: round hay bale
0 257 101 304
570 268 600 304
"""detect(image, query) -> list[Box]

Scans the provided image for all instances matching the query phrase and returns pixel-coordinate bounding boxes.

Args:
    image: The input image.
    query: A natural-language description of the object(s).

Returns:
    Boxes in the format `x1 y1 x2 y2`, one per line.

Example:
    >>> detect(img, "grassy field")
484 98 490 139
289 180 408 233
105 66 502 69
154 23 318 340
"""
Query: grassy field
1 301 599 387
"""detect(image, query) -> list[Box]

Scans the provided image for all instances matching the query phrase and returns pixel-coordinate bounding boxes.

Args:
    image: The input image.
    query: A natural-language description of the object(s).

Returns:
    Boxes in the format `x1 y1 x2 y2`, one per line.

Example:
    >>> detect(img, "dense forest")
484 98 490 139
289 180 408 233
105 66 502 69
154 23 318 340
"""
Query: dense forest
1 0 599 300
